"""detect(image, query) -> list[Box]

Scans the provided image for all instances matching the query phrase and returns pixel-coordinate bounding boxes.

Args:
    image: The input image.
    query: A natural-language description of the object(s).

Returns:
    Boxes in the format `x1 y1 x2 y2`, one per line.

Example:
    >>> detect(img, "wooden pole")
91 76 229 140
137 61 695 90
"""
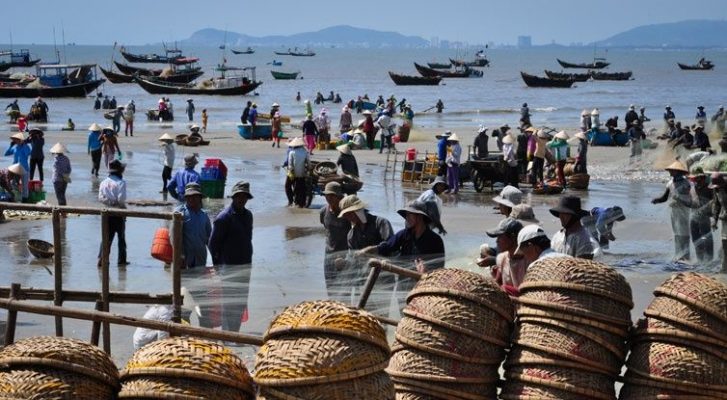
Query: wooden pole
0 287 173 305
100 211 111 353
90 300 102 346
369 258 422 280
52 208 63 336
0 203 173 220
171 212 183 323
3 283 20 346
357 264 382 310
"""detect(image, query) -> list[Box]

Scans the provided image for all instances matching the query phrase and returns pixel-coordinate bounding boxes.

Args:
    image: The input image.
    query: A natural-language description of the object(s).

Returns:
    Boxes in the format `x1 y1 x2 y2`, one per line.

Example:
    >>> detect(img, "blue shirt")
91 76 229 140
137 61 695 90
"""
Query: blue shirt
176 204 212 268
378 227 445 272
437 138 448 161
167 168 200 201
208 205 253 265
5 142 31 171
88 131 102 151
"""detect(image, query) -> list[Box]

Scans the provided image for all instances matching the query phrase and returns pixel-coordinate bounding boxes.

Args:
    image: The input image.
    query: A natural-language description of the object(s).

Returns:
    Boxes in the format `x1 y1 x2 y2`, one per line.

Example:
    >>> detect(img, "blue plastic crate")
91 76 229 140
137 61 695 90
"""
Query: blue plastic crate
200 167 224 181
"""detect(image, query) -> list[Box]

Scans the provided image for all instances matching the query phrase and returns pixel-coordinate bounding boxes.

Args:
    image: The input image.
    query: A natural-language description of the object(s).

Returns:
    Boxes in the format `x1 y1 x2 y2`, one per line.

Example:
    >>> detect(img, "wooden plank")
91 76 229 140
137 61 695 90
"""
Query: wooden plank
0 203 173 220
0 287 173 304
52 209 63 336
171 212 183 323
3 284 20 346
100 211 111 353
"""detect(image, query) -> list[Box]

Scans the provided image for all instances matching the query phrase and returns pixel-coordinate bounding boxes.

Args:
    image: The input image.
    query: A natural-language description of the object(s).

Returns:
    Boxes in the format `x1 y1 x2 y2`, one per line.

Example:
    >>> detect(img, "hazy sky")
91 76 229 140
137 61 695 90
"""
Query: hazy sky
3 0 724 46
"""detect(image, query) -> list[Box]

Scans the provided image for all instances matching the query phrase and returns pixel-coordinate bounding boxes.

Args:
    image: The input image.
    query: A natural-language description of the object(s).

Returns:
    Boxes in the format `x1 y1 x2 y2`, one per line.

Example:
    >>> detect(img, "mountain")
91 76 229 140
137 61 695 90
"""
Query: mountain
182 25 429 48
592 20 727 48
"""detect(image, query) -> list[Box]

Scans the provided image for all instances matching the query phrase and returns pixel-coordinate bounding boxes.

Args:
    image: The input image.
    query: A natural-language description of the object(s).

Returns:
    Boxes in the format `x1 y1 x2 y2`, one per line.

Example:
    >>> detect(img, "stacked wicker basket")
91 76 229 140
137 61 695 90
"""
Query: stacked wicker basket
501 256 633 400
119 336 254 399
0 336 119 399
387 268 514 400
254 300 394 399
619 272 727 399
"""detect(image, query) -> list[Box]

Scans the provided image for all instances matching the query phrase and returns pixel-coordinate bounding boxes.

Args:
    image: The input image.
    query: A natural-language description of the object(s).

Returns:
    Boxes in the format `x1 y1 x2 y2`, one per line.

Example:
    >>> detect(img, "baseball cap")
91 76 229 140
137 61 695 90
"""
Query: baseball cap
486 217 523 238
514 225 548 254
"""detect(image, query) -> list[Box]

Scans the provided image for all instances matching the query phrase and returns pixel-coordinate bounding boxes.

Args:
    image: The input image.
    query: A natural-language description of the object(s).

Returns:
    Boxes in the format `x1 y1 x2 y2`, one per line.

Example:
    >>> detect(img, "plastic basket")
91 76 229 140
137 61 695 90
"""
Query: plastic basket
28 180 43 192
204 158 228 178
27 191 46 203
201 167 225 182
201 180 225 199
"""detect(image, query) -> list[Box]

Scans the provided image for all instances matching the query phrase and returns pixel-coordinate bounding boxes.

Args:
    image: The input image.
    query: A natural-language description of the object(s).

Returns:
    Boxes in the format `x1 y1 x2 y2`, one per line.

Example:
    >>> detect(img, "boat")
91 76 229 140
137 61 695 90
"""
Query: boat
237 123 273 139
231 47 255 55
0 63 105 98
557 58 610 69
290 48 315 57
0 49 41 72
388 72 441 86
114 62 203 83
119 46 185 64
99 66 134 84
590 71 633 81
678 58 714 70
427 62 451 69
414 63 479 78
135 66 261 96
270 70 299 80
520 72 575 88
544 70 590 82
587 129 629 146
450 57 489 67
274 50 292 56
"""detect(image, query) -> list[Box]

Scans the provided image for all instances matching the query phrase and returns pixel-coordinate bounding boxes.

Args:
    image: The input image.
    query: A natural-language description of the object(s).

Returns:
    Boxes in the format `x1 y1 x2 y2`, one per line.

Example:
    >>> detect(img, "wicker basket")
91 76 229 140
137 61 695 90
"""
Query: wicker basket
517 288 633 329
0 368 116 400
390 374 496 400
26 239 54 259
567 173 590 190
314 161 338 176
637 310 727 348
118 375 250 400
516 304 629 337
258 371 395 400
120 337 253 400
387 346 498 384
653 272 727 326
185 135 202 146
618 380 724 400
503 365 616 400
175 134 188 145
500 379 602 400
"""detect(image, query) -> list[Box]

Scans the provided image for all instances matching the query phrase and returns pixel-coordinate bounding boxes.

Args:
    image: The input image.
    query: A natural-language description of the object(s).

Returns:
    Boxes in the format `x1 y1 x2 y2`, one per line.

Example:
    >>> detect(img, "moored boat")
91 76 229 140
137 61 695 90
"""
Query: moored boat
231 47 255 55
544 70 590 82
557 58 610 69
0 63 105 97
99 66 134 84
414 62 480 78
270 70 299 80
590 71 633 81
521 71 575 88
237 123 273 139
426 62 451 69
389 72 441 86
119 46 190 64
290 48 316 57
678 58 714 70
135 66 261 96
450 57 489 67
114 62 203 83
0 49 41 72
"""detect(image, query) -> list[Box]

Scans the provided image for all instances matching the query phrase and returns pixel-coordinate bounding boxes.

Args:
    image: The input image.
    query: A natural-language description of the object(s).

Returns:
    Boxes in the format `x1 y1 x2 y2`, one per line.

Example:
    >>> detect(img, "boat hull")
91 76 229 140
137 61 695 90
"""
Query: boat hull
521 72 575 88
450 58 489 67
590 71 633 81
678 63 714 70
389 72 441 86
114 62 203 83
99 66 134 84
0 79 105 98
414 62 474 78
0 59 41 72
557 58 609 69
544 70 590 82
237 123 273 139
270 70 299 80
135 76 262 96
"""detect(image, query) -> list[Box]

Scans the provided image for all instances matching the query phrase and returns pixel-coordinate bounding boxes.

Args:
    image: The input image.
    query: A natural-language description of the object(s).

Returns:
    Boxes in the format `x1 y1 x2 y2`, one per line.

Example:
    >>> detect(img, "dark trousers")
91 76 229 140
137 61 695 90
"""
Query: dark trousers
690 215 713 264
506 165 519 188
437 161 447 177
220 265 252 332
29 157 44 181
53 181 67 205
379 134 393 153
125 120 133 136
162 166 172 192
284 176 294 205
113 120 121 133
91 149 102 176
292 177 307 207
366 131 375 149
531 156 544 184
556 160 566 186
98 216 127 264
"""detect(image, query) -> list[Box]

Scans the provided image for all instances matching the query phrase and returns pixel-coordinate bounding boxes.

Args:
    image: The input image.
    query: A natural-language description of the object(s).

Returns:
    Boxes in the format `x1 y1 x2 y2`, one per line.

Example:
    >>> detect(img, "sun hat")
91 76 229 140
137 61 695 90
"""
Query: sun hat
338 194 366 217
10 132 25 141
183 182 204 197
189 124 200 131
581 109 589 116
478 125 488 133
158 133 174 141
336 143 352 155
514 225 548 254
288 137 305 147
536 129 550 139
362 110 372 115
502 134 514 144
184 154 198 167
486 217 524 238
108 160 126 173
524 126 537 134
709 172 726 189
697 105 704 109
665 105 671 109
28 128 43 135
493 185 523 208
272 102 279 107
549 195 588 218
665 160 688 173
476 243 495 264
230 181 253 199
629 104 635 110
435 131 452 139
252 103 257 107
49 143 68 154
397 200 431 222
430 175 449 191
322 182 344 197
342 105 349 112
554 131 569 140
510 203 540 224
8 163 25 175
574 131 587 141
187 98 193 102
88 122 102 131
447 133 460 142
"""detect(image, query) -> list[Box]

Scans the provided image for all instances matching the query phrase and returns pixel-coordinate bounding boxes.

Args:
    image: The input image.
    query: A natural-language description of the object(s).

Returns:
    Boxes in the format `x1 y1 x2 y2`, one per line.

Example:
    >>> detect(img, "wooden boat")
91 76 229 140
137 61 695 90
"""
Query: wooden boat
590 71 633 81
520 72 575 88
587 129 630 146
450 57 489 67
0 64 105 98
119 47 194 64
427 62 451 69
135 67 261 96
99 66 134 84
274 50 291 56
237 123 273 139
389 72 441 86
0 49 41 72
678 59 714 70
291 49 315 57
231 47 255 55
544 70 590 82
270 70 299 80
414 62 479 78
114 62 203 83
557 58 610 69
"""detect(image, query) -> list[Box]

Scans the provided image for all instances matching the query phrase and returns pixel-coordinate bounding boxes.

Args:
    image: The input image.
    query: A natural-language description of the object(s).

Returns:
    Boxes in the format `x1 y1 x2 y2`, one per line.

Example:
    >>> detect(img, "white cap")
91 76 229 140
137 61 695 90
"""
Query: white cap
514 225 548 254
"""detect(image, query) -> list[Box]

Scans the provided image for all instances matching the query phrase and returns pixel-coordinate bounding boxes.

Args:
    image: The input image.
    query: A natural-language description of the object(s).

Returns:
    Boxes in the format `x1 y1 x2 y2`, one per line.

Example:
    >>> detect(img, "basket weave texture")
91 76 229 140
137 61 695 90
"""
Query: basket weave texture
0 368 115 400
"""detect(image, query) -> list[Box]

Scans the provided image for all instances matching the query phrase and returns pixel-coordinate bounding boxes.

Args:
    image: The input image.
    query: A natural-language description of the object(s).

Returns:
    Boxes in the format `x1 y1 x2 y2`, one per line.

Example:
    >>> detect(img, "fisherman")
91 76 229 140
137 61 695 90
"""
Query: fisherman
339 105 352 132
376 95 385 108
241 101 252 124
520 103 531 127
628 119 645 160
582 206 625 249
271 112 282 148
167 154 201 202
0 163 25 202
5 100 20 122
201 109 208 133
94 97 101 110
336 144 359 177
97 160 129 266
502 134 519 188
248 103 258 131
652 161 693 262
710 172 727 272
580 109 591 132
417 175 448 235
362 110 375 149
473 125 489 160
50 143 71 206
334 93 342 103
314 108 331 143
375 110 395 154
5 132 30 200
62 118 75 131
493 185 523 217
403 104 414 128
176 182 211 268
269 102 280 123
87 123 103 177
516 127 531 177
624 104 638 128
605 116 620 136
693 125 711 152
112 106 124 134
695 105 707 128
513 225 560 266
102 96 110 110
573 131 588 174
186 98 195 122
435 99 444 113
287 137 309 208
550 195 595 259
157 98 168 121
26 128 45 181
710 106 725 135
101 126 121 170
319 182 350 301
485 217 526 296
208 181 255 333
639 107 650 127
302 113 319 154
690 172 713 264
492 124 511 151
445 133 462 193
397 98 407 113
436 131 450 177
591 108 601 129
124 102 135 136
663 105 676 135
109 96 117 110
530 129 550 186
158 133 175 194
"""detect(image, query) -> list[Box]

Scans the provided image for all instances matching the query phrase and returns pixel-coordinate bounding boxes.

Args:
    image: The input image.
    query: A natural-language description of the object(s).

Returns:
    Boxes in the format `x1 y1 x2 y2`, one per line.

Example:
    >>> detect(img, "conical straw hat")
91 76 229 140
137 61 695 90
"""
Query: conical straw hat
158 133 174 141
88 122 102 131
49 143 68 154
554 130 569 140
665 161 688 173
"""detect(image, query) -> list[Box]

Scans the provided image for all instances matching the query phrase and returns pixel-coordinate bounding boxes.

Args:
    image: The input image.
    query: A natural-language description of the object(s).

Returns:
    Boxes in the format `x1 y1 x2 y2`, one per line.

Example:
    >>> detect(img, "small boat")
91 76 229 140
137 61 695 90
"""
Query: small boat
427 62 451 69
99 66 134 84
389 72 441 86
678 58 714 70
114 62 203 84
267 60 283 66
450 57 489 67
0 49 41 72
237 123 273 139
414 63 479 78
544 70 590 82
0 63 105 98
270 70 299 80
557 58 610 69
587 129 629 146
520 72 575 88
231 47 255 55
274 50 291 56
290 48 315 57
119 46 185 64
135 67 261 96
590 71 633 81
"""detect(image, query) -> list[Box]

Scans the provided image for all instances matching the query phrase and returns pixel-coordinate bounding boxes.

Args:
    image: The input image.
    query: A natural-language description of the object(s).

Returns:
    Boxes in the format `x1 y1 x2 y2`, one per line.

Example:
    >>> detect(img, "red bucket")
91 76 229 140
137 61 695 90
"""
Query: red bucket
405 148 417 161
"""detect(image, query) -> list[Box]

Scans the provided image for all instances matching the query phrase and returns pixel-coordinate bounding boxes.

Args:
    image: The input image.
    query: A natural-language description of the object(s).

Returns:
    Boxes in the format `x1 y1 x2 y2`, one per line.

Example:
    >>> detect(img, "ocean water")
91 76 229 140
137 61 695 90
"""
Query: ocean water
3 44 727 133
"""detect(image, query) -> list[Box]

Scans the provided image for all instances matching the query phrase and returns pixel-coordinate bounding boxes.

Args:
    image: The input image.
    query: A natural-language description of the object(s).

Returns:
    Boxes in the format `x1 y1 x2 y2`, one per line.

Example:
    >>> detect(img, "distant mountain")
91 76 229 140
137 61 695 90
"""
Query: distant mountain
182 25 429 48
592 20 727 48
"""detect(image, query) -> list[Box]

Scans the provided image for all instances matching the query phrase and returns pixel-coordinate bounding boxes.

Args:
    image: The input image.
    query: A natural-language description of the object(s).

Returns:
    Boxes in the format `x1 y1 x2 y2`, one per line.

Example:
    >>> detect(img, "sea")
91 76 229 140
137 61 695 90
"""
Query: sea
3 44 727 133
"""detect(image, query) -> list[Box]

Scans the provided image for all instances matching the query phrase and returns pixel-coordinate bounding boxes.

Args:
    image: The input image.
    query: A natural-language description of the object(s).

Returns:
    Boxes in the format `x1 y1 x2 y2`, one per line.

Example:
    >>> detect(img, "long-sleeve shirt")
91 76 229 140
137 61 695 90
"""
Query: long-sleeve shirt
534 136 548 159
320 206 351 254
378 227 445 273
547 139 569 161
5 143 31 170
161 143 175 168
27 136 44 159
576 139 588 163
208 205 253 265
167 168 200 201
551 226 595 259
349 213 393 250
437 138 448 162
339 112 352 129
176 204 212 268
98 174 126 208
713 187 727 221
302 120 319 136
52 154 71 183
446 143 462 165
88 131 102 152
473 132 489 158
503 143 517 167
288 147 309 178
337 153 359 177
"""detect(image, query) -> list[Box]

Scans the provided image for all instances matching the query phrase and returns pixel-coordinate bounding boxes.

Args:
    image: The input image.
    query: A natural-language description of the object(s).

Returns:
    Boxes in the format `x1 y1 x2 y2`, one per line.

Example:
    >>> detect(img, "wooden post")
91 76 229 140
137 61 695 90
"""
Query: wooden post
171 212 183 323
357 263 382 310
369 258 422 280
52 208 63 336
100 211 111 353
4 283 20 346
90 300 102 346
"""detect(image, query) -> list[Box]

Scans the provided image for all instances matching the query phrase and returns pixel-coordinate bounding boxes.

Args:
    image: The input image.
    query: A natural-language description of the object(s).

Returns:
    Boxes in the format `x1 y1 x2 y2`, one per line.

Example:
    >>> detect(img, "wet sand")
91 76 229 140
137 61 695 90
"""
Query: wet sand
1 124 725 366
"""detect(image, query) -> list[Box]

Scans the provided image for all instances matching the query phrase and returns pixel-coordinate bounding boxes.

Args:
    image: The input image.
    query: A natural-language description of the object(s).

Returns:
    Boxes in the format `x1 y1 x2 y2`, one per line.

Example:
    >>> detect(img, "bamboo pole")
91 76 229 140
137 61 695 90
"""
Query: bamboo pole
369 258 422 280
171 212 183 323
3 284 20 346
0 288 173 305
90 300 102 346
357 265 382 310
100 211 111 353
52 208 63 336
0 203 173 220
0 296 264 346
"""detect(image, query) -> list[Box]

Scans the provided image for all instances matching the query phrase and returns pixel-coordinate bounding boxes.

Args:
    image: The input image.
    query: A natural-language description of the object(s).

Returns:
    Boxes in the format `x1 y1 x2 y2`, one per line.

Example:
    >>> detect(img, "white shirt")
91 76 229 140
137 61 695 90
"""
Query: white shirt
551 225 595 258
161 143 175 168
98 175 127 208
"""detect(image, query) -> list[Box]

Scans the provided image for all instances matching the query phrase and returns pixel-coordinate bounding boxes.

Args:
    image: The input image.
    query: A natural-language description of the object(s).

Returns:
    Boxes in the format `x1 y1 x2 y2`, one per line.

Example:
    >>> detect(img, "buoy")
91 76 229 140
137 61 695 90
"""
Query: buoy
150 228 173 263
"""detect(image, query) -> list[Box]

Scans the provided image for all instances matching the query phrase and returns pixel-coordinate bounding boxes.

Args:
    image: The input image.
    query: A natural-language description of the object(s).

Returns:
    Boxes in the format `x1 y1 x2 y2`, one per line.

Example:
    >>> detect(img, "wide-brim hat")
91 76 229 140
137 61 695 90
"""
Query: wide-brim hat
88 122 102 131
158 99 165 103
502 134 514 144
10 132 25 141
28 128 43 135
493 185 523 209
549 195 588 218
362 110 372 115
476 243 495 264
397 200 431 222
574 131 587 141
435 130 452 139
665 161 688 173
158 133 174 141
187 98 193 102
536 130 550 139
524 126 537 134
430 175 449 191
338 194 366 217
709 172 726 189
108 160 126 173
49 142 68 154
189 124 200 131
272 102 280 107
554 131 569 140
230 181 254 199
510 203 540 224
336 143 352 155
322 181 344 197
288 137 305 147
8 163 25 175
447 133 460 142
581 109 589 116
183 182 204 197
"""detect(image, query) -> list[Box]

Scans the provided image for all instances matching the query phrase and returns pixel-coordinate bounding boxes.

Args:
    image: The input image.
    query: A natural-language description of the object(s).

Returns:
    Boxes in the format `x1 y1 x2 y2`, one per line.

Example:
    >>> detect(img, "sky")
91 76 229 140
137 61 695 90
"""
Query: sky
2 0 724 46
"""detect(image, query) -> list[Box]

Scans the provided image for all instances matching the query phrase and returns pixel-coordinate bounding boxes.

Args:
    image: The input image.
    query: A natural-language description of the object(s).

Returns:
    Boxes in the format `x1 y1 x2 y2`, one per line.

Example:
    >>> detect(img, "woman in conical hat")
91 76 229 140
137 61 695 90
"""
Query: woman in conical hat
652 159 692 261
50 143 72 205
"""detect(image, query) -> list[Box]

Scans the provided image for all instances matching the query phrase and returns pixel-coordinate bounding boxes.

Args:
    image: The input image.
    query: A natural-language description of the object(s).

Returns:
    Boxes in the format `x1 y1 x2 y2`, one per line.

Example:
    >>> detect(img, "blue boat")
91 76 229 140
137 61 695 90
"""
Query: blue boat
237 123 273 140
587 129 629 146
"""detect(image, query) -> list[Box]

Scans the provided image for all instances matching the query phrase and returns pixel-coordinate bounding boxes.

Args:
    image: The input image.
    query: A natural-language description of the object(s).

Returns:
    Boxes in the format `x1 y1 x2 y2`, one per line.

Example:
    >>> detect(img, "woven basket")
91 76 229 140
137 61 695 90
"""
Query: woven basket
517 288 632 329
618 381 724 400
634 317 727 349
258 371 395 400
501 379 603 400
185 135 202 147
516 303 630 337
0 367 115 400
174 134 188 145
504 365 616 400
26 239 54 258
254 333 389 386
118 375 250 400
390 375 496 400
395 316 506 364
264 301 388 351
567 173 590 190
121 336 253 398
654 273 727 325
387 346 498 384
646 290 727 343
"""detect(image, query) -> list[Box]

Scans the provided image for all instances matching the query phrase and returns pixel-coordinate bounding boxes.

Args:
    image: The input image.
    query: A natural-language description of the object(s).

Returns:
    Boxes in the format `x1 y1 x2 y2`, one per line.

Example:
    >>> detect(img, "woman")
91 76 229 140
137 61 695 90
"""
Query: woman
271 112 282 148
573 131 588 174
339 105 352 132
502 134 519 188
652 161 693 261
101 127 121 170
336 144 358 177
5 132 31 200
445 134 462 193
26 128 45 181
0 163 25 202
547 131 570 187
362 110 375 150
486 218 527 296
301 114 319 155
50 142 71 205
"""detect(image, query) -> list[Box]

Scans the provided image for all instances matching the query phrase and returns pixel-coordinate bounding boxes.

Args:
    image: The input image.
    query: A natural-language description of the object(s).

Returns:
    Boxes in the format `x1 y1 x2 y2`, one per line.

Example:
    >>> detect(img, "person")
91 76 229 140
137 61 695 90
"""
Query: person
241 101 252 124
591 108 601 130
663 105 676 135
5 100 20 123
403 104 414 128
201 109 208 133
652 161 693 261
710 172 727 272
573 131 588 174
101 127 121 170
123 104 135 137
176 182 211 268
5 132 31 200
639 107 650 127
493 185 523 217
301 114 319 154
689 172 713 264
185 98 195 122
628 120 645 160
339 105 352 132
530 129 550 186
547 131 569 187
0 163 25 202
97 160 128 266
375 110 395 154
296 91 301 102
168 154 201 202
158 133 175 194
165 97 173 119
446 134 462 193
49 143 71 206
271 111 282 148
315 108 331 143
492 124 511 152
580 109 591 132
550 195 595 259
248 102 258 131
208 181 254 333
513 225 561 266
108 96 117 110
26 128 45 182
695 105 707 128
133 305 174 349
436 131 450 177
87 123 103 177
693 125 711 152
516 128 531 178
486 217 527 296
269 102 280 123
112 106 124 134
336 144 358 177
319 182 350 301
624 105 639 128
582 206 625 249
711 106 725 135
435 99 444 113
605 116 620 135
61 118 75 131
94 96 101 110
510 203 540 226
376 95 385 108
416 175 448 235
102 96 110 110
362 110 375 150
473 125 489 160
287 137 309 207
520 103 531 127
502 134 519 188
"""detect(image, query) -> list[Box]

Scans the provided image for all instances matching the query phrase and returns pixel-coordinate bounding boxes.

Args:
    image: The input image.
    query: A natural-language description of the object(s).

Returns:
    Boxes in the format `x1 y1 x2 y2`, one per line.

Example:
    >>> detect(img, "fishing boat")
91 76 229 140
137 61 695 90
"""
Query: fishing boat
520 72 575 88
231 47 255 55
119 46 185 64
274 50 292 56
557 58 610 69
414 63 480 78
135 66 261 96
270 70 299 80
237 123 273 139
290 48 316 57
544 70 590 82
0 63 105 98
590 71 633 81
267 60 283 66
450 57 489 67
0 49 41 72
427 62 451 69
99 66 134 84
114 62 203 83
388 72 441 86
678 58 714 70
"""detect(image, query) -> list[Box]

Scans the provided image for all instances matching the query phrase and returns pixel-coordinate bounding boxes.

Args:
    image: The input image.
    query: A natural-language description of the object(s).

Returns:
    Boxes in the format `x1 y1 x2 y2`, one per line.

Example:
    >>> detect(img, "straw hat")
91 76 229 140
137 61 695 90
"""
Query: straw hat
665 160 688 173
524 126 537 134
502 134 514 144
362 110 372 115
336 143 352 155
10 132 25 141
549 195 588 218
8 163 25 175
49 143 68 154
554 131 569 140
88 122 102 131
189 125 200 131
272 102 280 107
536 129 550 139
510 203 540 224
288 137 305 147
581 109 589 116
574 131 587 141
322 182 344 197
338 194 366 217
158 133 174 141
447 133 460 142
